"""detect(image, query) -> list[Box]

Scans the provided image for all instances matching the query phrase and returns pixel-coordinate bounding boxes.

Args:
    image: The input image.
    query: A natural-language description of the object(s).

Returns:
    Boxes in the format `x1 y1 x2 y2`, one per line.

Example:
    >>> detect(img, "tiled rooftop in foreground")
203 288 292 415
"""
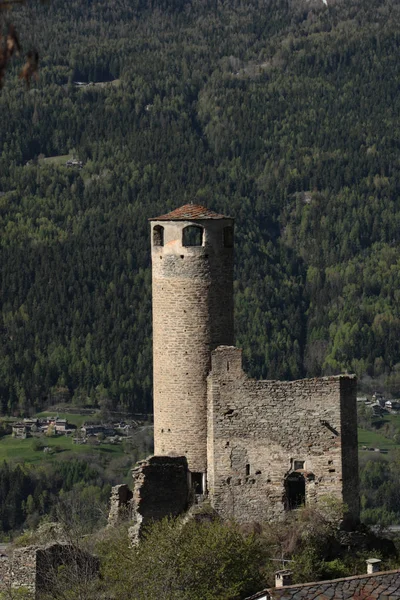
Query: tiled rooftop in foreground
246 569 400 599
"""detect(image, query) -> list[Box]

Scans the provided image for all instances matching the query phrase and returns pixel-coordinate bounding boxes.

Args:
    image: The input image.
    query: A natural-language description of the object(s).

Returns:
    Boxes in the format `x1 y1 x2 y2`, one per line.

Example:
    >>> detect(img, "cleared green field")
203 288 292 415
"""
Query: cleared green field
41 154 72 165
382 414 400 427
0 434 124 464
358 427 398 449
35 411 93 427
92 79 121 88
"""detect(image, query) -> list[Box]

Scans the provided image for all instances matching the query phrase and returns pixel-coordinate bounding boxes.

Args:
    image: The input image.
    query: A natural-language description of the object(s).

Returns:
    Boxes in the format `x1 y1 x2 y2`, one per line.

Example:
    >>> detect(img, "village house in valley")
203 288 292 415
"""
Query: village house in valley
12 416 74 439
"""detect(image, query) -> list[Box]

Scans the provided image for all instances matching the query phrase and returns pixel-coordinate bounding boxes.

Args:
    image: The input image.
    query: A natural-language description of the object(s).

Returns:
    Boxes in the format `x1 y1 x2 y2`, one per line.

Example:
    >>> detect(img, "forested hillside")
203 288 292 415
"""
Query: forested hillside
1 0 400 414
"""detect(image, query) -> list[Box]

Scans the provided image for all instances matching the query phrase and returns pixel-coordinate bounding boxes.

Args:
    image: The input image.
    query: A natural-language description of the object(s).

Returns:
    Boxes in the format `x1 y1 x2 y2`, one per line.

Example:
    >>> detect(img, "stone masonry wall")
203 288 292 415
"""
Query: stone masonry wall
0 553 10 590
0 544 99 597
35 544 99 594
207 346 359 525
130 455 190 541
107 484 133 527
152 218 234 472
0 546 39 595
9 546 37 594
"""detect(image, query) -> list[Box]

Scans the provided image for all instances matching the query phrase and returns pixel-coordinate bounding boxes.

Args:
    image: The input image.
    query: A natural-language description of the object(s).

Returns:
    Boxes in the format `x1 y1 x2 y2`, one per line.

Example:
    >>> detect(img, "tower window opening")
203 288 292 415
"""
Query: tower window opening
182 225 203 247
284 472 305 511
153 225 164 246
223 226 234 248
246 464 250 477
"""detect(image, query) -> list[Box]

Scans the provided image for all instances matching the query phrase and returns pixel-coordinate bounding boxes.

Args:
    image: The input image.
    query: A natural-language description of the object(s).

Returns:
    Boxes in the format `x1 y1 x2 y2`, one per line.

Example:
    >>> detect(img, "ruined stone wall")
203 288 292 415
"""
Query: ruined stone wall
10 546 37 593
207 346 359 524
0 544 99 597
108 484 133 527
0 546 38 595
152 219 234 472
0 553 10 590
36 544 99 593
130 456 190 540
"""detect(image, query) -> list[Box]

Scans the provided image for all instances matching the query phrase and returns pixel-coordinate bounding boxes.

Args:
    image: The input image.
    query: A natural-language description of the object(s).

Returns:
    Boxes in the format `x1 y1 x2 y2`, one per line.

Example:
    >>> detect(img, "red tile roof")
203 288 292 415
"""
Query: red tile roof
150 204 231 221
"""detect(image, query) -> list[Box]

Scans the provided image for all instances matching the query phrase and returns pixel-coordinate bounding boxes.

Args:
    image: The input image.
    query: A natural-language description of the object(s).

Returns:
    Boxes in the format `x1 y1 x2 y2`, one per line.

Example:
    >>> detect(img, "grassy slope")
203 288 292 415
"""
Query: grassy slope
34 411 91 427
0 433 124 464
0 411 124 463
0 410 150 467
41 154 73 165
358 428 397 449
382 414 400 428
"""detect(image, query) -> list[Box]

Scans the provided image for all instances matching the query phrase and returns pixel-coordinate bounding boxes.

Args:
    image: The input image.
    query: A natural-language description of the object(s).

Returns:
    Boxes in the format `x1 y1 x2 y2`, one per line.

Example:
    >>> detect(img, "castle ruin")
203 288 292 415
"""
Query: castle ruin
0 204 360 594
110 203 359 531
149 204 359 525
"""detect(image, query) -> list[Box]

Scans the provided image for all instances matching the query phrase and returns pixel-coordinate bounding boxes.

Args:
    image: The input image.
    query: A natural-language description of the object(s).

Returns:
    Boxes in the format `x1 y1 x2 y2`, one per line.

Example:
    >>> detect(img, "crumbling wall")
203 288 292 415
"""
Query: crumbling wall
0 543 99 597
0 550 11 590
36 543 99 593
108 484 133 527
10 546 37 593
130 456 190 541
207 346 359 525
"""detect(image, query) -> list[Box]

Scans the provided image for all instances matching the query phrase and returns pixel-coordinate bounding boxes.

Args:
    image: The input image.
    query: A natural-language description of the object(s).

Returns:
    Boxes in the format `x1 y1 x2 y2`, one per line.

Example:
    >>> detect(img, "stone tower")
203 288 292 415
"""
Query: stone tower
150 204 234 483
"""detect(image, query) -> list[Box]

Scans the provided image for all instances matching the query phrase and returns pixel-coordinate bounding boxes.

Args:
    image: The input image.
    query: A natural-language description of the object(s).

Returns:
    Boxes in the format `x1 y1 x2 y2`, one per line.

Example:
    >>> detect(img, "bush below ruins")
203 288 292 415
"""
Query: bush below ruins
92 503 398 600
99 519 265 600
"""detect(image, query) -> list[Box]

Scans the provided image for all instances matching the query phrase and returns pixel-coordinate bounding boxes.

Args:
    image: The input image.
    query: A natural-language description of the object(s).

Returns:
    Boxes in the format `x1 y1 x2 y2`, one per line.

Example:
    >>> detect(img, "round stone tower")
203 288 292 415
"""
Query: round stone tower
150 204 234 480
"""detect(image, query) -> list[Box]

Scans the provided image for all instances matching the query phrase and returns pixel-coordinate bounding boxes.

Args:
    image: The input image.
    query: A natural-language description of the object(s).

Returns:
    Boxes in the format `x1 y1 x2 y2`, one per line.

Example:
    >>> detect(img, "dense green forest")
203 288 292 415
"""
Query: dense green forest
0 457 111 536
2 0 400 414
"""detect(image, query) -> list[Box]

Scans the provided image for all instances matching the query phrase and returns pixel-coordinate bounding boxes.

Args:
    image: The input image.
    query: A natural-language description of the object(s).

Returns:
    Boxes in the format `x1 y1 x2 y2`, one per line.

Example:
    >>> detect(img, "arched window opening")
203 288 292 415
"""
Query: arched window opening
223 226 234 248
153 225 164 246
182 225 203 247
284 472 305 511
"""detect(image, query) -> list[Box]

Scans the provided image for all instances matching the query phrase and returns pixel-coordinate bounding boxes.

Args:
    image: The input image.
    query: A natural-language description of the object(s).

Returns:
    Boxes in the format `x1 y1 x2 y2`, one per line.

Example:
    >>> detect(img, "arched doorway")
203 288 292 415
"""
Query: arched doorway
284 472 306 510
